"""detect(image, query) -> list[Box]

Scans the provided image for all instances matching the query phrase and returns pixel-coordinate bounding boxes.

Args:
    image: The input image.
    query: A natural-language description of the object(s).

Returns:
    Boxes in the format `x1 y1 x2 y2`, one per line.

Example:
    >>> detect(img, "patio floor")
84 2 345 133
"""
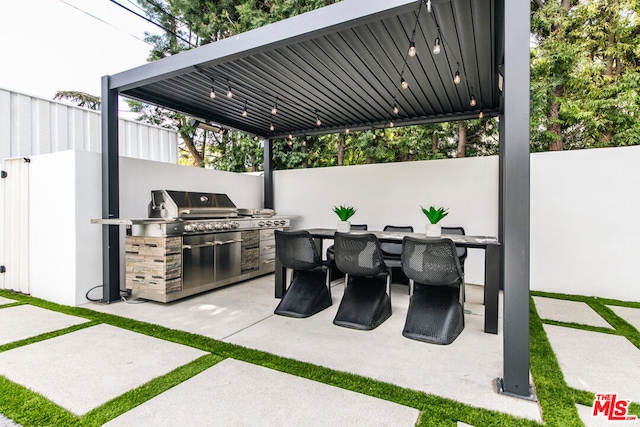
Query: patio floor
1 276 639 425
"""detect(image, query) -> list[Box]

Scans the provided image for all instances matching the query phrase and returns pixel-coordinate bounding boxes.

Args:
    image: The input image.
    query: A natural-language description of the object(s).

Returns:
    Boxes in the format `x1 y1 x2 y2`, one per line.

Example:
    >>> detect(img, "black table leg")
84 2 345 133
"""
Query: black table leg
484 243 500 334
275 258 286 299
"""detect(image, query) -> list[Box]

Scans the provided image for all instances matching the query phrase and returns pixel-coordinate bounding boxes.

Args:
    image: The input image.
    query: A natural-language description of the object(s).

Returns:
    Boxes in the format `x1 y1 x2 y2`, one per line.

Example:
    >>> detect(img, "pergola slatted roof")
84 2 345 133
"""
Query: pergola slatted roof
112 0 502 138
100 0 532 402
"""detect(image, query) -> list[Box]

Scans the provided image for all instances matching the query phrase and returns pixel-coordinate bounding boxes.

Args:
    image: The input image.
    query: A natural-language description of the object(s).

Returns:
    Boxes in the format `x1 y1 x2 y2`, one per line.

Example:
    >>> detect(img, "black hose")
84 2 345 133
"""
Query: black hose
85 285 103 302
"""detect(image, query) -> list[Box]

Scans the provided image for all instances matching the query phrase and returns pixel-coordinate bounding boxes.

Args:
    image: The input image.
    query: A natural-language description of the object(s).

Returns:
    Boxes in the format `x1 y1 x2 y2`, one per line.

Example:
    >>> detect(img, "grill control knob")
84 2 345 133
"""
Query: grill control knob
205 223 214 231
215 223 223 230
232 222 240 229
258 221 265 227
184 224 194 232
223 223 231 229
266 221 273 226
273 220 281 226
197 223 206 231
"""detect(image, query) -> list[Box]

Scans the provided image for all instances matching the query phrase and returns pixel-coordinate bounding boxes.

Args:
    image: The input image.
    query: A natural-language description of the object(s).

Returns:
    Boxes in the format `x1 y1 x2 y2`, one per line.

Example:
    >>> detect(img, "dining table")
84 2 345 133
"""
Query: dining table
274 228 501 334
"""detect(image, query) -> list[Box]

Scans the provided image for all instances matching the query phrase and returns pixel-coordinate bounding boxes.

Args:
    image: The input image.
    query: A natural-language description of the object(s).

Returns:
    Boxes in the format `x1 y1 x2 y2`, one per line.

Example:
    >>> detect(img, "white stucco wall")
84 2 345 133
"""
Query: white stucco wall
14 145 640 305
29 150 102 305
530 146 640 301
273 156 499 286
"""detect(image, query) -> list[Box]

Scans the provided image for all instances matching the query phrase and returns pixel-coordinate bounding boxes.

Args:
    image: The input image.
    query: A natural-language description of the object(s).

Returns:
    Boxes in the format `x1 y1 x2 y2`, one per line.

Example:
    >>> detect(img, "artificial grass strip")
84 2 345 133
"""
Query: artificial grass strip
0 289 543 426
585 303 640 350
531 290 640 310
541 320 617 336
81 353 223 426
0 321 99 353
0 301 25 309
529 298 583 427
0 375 80 427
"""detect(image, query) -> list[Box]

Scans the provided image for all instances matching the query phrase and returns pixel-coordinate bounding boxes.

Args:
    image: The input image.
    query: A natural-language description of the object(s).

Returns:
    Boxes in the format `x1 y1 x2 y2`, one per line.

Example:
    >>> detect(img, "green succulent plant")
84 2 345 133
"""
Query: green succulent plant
421 206 449 224
333 205 357 221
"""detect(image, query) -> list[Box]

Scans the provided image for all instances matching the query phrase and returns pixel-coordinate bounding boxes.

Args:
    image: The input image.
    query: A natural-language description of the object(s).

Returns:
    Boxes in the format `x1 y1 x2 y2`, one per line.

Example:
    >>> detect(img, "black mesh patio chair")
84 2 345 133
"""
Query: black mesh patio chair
326 224 368 282
332 232 392 330
441 226 468 269
441 226 467 302
401 236 465 345
380 225 413 287
273 230 332 318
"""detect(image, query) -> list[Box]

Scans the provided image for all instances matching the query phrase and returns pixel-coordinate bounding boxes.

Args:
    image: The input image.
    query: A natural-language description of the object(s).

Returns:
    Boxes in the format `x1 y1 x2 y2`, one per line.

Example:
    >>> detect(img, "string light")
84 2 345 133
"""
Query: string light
315 110 321 126
454 68 461 85
209 78 216 99
389 120 394 128
432 37 441 55
242 100 248 117
401 77 409 90
478 111 484 119
226 79 233 99
408 41 416 57
470 94 477 107
393 104 399 115
271 99 277 115
427 0 432 13
270 123 275 131
288 133 293 140
345 128 349 134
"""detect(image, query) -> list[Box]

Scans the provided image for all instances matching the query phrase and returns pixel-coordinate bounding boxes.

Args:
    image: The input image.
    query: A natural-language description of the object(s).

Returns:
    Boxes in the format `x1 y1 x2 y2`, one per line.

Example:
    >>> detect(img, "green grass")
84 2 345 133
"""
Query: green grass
0 288 638 426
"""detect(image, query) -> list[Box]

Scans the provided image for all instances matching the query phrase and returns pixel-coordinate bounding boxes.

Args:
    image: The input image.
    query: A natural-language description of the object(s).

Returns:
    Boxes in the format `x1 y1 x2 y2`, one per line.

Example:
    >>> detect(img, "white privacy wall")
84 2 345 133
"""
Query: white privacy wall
273 156 500 286
23 152 263 306
530 146 640 302
274 147 640 302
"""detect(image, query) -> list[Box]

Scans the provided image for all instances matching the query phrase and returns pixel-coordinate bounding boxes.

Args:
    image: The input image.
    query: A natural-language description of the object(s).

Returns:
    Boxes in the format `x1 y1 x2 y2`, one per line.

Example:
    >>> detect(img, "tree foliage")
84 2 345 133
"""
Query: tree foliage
128 0 640 170
53 91 101 110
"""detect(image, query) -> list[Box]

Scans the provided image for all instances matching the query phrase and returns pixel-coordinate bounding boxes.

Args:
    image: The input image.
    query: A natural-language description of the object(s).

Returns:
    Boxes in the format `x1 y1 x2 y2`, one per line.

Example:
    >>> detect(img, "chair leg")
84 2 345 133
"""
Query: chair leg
409 279 415 296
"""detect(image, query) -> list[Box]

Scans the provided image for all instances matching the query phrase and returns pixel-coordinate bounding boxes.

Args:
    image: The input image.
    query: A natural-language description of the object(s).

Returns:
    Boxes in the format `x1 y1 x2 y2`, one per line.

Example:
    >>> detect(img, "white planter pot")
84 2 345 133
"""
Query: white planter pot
426 223 441 237
337 221 351 232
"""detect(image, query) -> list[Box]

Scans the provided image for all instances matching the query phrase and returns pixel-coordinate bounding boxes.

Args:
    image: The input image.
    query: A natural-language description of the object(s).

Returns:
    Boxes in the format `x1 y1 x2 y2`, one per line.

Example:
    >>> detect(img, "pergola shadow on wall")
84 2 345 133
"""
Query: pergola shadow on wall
100 0 532 400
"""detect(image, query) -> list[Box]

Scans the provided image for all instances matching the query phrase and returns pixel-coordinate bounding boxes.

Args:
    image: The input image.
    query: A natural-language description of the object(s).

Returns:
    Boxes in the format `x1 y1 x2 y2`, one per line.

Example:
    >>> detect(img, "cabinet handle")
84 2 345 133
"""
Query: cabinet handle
182 242 214 250
263 259 276 264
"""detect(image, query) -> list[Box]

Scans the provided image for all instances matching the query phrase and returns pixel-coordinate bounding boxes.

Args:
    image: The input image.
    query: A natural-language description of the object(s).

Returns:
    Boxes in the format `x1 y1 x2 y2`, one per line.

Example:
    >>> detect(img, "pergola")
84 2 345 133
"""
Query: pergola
100 0 532 400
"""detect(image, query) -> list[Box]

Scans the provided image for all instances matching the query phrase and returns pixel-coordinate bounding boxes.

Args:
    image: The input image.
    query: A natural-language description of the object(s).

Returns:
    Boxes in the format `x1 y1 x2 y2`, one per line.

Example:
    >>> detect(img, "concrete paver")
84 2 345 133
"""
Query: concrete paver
105 358 420 427
533 297 612 328
0 296 16 306
0 324 207 415
0 304 89 345
607 305 640 332
544 325 640 403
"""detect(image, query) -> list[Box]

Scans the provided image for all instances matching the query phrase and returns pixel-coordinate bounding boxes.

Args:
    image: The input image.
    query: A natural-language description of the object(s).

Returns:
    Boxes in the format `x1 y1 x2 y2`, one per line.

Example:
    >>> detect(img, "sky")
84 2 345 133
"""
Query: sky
0 0 159 100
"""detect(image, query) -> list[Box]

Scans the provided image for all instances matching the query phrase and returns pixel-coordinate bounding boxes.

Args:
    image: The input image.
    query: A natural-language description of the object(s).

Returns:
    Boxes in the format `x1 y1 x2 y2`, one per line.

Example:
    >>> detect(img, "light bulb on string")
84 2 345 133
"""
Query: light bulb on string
454 70 461 85
432 37 441 55
470 94 476 107
389 120 394 128
479 111 484 119
271 100 277 115
345 128 349 134
408 41 416 57
242 101 248 117
270 123 275 131
393 104 399 115
226 83 233 99
427 0 432 13
401 78 409 90
209 87 215 99
315 110 321 126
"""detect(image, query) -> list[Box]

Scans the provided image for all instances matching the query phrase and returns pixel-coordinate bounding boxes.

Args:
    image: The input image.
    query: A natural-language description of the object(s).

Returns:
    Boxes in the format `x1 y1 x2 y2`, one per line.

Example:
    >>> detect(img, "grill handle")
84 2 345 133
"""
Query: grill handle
182 242 214 250
214 239 243 246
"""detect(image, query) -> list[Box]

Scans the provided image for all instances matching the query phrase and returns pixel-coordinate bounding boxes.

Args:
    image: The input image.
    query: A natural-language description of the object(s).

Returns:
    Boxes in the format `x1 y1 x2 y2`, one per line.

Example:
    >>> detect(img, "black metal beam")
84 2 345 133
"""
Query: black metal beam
100 75 121 303
497 0 534 400
108 0 419 92
263 138 274 209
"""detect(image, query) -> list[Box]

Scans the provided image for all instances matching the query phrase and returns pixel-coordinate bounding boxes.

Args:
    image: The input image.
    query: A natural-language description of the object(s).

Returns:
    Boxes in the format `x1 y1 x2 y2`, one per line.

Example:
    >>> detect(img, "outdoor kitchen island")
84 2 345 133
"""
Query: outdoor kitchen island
94 190 289 303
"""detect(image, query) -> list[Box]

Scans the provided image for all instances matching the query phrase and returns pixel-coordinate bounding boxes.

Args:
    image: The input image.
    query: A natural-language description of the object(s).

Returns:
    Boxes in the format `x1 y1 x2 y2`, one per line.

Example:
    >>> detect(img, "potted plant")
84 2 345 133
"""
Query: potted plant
421 206 448 237
333 205 357 232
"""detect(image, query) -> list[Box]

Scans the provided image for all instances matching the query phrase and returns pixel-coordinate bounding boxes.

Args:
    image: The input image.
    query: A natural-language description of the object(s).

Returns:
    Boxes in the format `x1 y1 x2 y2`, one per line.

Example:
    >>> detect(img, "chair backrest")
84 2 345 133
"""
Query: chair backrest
334 232 386 276
380 225 414 256
401 236 463 286
275 230 322 270
441 226 467 259
350 224 368 230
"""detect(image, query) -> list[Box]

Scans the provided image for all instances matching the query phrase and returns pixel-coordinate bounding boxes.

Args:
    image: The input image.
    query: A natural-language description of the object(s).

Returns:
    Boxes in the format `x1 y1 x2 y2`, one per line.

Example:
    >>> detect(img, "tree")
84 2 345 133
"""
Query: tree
54 91 101 110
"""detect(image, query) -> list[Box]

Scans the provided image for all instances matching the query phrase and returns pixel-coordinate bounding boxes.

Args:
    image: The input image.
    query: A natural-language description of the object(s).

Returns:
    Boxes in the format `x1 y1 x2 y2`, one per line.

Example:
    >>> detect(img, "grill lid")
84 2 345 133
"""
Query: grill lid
149 190 238 219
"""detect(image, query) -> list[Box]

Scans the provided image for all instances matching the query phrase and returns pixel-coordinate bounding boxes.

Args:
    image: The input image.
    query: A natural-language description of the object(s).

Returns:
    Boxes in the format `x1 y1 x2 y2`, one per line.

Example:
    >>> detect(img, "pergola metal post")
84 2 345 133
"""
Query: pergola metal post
497 0 533 399
264 138 274 209
100 75 121 303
